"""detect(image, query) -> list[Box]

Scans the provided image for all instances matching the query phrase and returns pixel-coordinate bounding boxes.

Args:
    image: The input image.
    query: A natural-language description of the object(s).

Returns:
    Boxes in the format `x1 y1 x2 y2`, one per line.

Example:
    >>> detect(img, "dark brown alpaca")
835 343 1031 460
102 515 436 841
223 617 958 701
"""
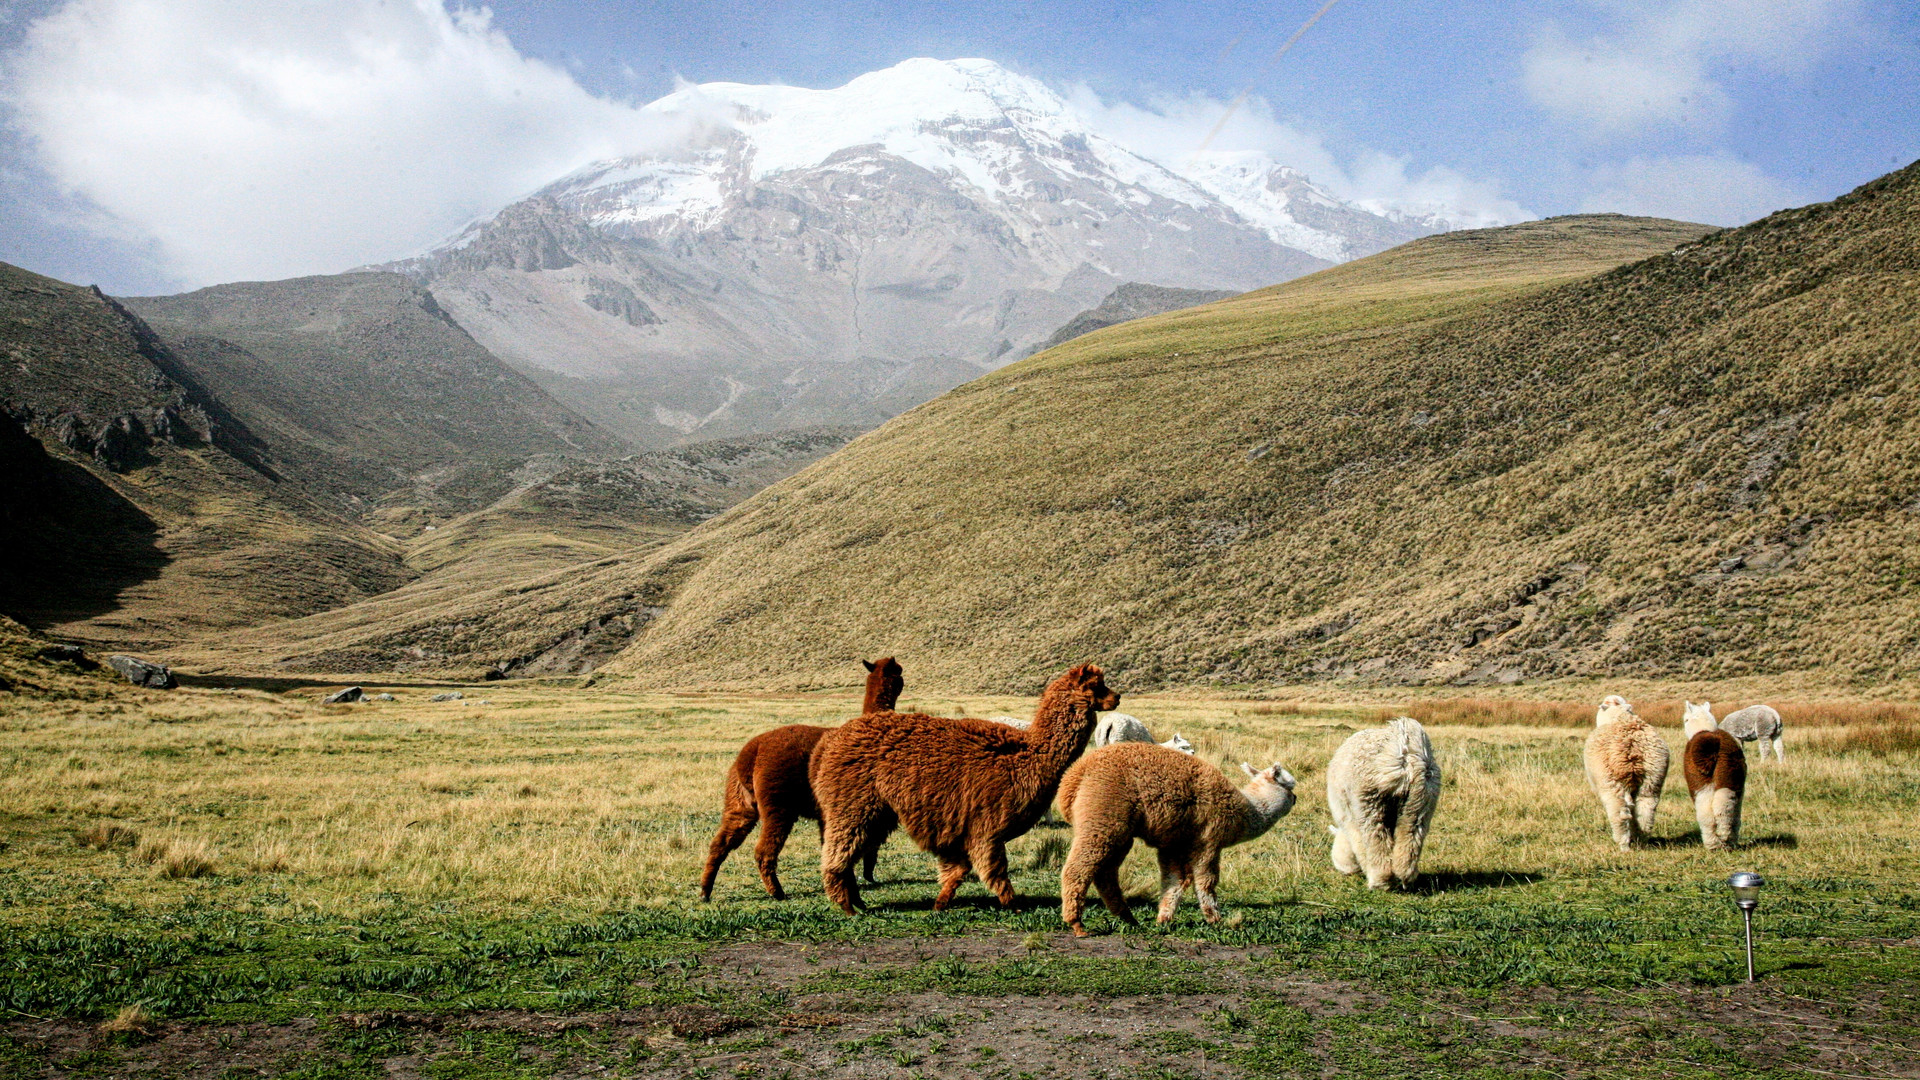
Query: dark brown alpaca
698 657 903 901
809 662 1119 914
1683 729 1747 851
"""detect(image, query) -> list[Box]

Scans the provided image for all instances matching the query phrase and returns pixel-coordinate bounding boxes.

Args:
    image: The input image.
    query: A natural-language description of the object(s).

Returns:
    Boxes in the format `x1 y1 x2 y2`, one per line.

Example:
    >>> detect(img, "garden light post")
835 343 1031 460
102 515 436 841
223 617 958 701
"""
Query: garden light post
1728 872 1764 982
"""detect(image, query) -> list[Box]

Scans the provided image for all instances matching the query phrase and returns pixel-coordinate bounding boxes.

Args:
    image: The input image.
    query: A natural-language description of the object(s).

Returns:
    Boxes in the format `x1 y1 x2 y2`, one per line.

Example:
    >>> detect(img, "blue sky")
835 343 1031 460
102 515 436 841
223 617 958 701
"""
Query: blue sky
1 0 1915 293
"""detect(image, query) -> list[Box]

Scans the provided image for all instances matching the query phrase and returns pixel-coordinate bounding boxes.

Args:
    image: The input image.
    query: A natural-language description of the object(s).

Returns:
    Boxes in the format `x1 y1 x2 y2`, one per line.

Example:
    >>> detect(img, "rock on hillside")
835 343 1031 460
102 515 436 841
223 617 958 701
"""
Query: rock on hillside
188 212 1722 683
391 58 1452 447
121 273 625 524
1042 283 1239 350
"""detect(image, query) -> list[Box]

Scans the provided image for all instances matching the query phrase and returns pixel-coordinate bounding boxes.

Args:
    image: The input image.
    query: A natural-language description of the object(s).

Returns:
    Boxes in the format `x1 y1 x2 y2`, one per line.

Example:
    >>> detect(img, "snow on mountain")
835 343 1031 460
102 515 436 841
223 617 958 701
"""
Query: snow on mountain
398 59 1448 447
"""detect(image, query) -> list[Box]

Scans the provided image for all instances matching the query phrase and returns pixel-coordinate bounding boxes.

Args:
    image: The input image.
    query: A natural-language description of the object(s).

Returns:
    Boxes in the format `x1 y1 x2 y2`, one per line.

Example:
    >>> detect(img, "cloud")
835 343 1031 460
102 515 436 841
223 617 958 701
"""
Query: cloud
1062 85 1530 230
1523 0 1863 136
1577 154 1803 225
2 0 691 286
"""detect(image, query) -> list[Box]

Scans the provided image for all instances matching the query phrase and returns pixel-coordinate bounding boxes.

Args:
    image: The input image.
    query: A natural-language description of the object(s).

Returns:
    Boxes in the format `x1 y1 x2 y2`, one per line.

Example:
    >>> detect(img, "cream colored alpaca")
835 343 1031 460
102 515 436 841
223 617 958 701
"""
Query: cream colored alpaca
1326 717 1441 890
1056 744 1296 935
1585 699 1670 850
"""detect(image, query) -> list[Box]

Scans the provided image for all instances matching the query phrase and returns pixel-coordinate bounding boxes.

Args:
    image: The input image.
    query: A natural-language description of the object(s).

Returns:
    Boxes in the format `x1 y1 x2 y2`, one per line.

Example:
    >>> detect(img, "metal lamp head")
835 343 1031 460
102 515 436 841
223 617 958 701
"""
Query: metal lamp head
1728 871 1764 911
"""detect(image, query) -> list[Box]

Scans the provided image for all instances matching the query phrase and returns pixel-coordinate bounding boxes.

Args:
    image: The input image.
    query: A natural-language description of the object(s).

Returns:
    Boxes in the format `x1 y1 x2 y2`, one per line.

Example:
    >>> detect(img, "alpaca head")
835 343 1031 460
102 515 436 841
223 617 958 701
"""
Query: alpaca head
1682 700 1717 737
1051 662 1120 714
1595 695 1635 726
1238 762 1299 823
861 656 904 712
1161 732 1195 754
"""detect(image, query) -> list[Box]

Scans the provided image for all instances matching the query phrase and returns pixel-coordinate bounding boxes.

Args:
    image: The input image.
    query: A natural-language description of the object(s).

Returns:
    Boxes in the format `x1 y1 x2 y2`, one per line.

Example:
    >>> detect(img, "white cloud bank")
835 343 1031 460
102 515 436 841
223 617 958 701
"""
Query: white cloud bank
1523 0 1863 136
1065 86 1530 229
3 0 689 286
1577 154 1803 226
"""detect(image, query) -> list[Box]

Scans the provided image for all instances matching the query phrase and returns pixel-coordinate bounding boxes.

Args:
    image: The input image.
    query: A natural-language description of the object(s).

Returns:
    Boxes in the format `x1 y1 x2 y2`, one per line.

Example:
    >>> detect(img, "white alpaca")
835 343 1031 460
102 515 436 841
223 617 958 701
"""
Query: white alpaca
1584 699 1670 850
1683 700 1718 738
1326 717 1441 889
1719 705 1784 762
1091 712 1195 754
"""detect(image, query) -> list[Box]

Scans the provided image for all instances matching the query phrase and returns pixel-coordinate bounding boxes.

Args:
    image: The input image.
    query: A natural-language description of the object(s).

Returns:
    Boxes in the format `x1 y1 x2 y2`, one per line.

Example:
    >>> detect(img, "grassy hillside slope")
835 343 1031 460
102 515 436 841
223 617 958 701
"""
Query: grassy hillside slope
179 212 1742 683
556 171 1899 692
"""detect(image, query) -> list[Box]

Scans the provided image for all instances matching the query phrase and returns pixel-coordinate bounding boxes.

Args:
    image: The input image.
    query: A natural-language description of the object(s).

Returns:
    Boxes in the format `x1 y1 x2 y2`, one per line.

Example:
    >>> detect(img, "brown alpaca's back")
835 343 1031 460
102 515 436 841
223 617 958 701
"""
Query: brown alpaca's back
699 657 902 901
810 662 1117 914
1059 744 1245 852
1683 729 1747 850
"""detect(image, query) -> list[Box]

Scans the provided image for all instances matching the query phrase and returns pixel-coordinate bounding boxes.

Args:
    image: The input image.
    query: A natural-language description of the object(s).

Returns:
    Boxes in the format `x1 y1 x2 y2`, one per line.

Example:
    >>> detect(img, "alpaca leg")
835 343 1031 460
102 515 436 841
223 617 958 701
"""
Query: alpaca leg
1155 848 1187 924
858 809 895 885
700 807 759 902
1391 821 1428 889
1092 854 1135 928
818 815 872 915
1358 822 1396 890
753 807 799 899
1060 838 1101 935
933 854 972 911
1633 783 1660 838
1330 825 1359 877
1771 735 1784 762
1714 787 1742 848
969 838 1017 909
1193 853 1223 924
1598 787 1635 850
1692 789 1722 851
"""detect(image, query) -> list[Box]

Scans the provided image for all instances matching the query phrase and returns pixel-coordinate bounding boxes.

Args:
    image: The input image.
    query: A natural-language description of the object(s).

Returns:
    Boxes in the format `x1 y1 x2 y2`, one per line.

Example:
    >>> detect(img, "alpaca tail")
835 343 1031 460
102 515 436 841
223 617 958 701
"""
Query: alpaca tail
1375 718 1433 800
1385 719 1439 885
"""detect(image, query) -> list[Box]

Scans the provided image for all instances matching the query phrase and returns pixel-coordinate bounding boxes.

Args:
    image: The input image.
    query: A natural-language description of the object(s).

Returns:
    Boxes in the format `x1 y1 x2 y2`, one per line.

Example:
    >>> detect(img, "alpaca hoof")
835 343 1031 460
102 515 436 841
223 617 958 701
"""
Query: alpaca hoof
1203 912 1221 925
1069 922 1091 938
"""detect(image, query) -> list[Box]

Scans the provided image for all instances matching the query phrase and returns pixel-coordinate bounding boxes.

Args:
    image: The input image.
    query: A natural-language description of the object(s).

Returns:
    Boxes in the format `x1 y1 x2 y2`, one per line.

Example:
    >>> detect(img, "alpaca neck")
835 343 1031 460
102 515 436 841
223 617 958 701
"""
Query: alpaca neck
1233 785 1292 846
1016 695 1096 790
863 679 898 713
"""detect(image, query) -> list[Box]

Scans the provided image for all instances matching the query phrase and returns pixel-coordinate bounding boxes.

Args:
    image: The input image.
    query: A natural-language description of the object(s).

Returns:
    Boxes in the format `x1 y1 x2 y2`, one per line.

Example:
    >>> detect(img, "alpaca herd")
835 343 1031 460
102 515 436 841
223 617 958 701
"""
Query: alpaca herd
701 660 1784 931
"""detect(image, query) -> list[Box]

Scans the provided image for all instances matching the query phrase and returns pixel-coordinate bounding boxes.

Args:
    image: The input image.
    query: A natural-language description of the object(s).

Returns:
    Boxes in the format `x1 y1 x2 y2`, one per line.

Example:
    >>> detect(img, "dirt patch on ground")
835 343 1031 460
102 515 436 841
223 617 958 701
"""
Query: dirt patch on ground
5 936 1917 1079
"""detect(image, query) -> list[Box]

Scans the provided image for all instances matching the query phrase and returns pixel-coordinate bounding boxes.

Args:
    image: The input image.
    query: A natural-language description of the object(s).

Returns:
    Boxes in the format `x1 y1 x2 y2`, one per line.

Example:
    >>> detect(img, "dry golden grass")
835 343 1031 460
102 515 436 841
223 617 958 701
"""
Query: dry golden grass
3 683 1916 924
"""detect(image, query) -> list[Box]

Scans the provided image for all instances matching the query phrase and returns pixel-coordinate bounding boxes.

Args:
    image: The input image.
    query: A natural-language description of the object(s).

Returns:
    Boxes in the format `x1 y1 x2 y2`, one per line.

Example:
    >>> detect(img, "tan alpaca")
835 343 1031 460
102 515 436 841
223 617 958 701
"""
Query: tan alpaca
1584 698 1670 850
1326 717 1441 889
1056 744 1296 936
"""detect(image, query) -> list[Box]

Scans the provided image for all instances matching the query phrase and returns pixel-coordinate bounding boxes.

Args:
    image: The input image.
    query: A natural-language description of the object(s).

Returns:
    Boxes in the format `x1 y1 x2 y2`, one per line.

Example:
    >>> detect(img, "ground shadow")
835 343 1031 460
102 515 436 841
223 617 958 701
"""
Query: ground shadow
1744 833 1798 849
871 893 1058 915
1642 834 1703 849
1408 870 1546 894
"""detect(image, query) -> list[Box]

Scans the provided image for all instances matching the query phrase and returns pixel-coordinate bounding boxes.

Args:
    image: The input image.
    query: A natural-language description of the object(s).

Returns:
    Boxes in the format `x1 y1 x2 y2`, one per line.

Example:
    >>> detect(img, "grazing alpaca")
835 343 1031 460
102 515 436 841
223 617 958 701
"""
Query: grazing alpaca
1584 698 1670 850
809 662 1119 914
698 657 903 901
1719 704 1785 762
1683 725 1747 850
1093 712 1196 754
1056 743 1296 935
1326 717 1441 889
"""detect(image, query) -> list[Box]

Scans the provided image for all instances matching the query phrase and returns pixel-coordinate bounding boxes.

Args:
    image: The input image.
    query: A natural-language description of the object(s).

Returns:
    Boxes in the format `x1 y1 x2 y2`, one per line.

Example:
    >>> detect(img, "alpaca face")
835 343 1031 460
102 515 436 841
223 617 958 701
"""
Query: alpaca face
1077 664 1121 712
1683 700 1717 738
1596 695 1635 726
1239 762 1299 819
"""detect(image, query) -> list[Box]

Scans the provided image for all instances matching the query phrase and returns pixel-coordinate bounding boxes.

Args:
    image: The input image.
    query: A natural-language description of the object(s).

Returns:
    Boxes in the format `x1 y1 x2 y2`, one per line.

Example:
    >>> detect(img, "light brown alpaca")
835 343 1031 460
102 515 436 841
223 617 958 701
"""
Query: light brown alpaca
1583 698 1670 850
809 662 1119 914
1056 743 1296 936
698 657 903 901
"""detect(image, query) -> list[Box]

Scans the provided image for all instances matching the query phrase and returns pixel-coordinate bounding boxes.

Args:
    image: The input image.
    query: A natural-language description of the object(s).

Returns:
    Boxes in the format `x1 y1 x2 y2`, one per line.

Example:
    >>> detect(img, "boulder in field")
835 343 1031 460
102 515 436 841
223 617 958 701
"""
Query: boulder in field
322 686 364 704
107 654 177 689
428 691 464 702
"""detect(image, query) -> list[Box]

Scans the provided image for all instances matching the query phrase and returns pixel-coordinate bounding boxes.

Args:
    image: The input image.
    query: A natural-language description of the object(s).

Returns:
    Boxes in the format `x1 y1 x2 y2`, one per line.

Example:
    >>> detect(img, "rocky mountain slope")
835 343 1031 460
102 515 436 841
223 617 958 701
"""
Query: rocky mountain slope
1042 283 1238 350
182 211 1741 684
0 262 412 646
121 273 625 531
392 58 1451 447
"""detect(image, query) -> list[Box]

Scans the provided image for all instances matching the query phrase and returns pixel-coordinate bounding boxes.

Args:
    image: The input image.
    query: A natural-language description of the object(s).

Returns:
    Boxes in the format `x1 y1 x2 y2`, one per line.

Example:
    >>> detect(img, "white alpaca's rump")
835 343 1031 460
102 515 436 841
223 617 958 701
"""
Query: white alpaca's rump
1719 705 1785 761
1326 717 1440 889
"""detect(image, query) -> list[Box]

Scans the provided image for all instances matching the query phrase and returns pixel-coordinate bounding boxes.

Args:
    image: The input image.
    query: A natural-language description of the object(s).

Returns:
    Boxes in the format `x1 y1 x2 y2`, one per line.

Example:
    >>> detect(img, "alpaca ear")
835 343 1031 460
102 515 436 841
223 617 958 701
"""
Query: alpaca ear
1241 762 1257 778
1277 767 1297 789
863 660 875 672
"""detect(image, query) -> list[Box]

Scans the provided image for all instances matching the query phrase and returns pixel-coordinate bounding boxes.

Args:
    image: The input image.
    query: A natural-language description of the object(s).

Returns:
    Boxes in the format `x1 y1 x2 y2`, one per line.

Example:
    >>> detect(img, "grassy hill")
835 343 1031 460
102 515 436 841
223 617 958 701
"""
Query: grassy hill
567 165 1912 693
179 209 1766 684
